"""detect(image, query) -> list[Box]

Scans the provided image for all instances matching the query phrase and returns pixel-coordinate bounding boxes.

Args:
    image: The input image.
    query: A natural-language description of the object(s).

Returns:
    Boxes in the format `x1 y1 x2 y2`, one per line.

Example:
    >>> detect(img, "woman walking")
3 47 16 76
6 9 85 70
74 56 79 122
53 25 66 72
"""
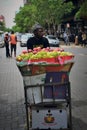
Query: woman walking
4 32 10 58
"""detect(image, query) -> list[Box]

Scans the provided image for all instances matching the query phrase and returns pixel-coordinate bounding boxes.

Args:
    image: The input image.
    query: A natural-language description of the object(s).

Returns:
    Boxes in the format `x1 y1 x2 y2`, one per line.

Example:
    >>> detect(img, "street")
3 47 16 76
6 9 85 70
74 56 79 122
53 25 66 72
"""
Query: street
64 45 87 130
0 43 87 130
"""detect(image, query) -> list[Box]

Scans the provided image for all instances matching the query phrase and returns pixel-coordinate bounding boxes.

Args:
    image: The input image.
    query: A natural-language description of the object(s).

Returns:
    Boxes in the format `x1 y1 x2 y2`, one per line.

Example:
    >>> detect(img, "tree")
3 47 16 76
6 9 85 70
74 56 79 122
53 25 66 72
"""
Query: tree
14 0 74 33
29 0 74 30
0 21 5 31
14 5 37 32
75 1 87 20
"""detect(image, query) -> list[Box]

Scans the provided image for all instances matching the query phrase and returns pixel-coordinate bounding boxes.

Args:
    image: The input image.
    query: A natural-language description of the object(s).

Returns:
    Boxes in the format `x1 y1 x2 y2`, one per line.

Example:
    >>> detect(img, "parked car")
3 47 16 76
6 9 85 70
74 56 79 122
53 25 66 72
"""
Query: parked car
20 33 33 47
0 34 4 48
45 35 60 47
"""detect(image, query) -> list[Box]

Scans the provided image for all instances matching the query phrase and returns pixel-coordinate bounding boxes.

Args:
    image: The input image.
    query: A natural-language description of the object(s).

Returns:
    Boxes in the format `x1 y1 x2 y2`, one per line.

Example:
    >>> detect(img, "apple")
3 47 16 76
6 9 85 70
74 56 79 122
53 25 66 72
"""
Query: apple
60 48 64 52
28 49 32 52
41 48 47 51
36 46 41 51
20 53 25 58
22 50 28 54
49 48 53 52
16 56 23 61
45 47 50 51
33 50 38 54
33 47 38 51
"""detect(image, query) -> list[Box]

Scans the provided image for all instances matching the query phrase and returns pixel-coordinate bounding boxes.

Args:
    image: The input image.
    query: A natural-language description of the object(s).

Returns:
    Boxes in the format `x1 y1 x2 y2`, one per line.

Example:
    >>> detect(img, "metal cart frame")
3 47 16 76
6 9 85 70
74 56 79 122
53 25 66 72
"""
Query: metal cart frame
24 81 72 130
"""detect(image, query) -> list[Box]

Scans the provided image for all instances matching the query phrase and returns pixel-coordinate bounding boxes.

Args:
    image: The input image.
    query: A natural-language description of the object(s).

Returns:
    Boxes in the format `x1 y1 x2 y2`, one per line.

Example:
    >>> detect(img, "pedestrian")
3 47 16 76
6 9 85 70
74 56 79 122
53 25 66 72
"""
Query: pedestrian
4 32 10 58
82 31 87 47
63 32 70 45
78 29 82 45
27 24 50 50
9 31 17 57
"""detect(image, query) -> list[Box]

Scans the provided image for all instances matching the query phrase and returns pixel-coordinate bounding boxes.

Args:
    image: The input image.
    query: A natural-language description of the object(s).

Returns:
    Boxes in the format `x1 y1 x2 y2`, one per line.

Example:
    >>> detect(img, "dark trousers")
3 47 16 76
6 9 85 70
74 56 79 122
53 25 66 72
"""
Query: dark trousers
10 44 16 57
82 39 87 46
5 45 10 57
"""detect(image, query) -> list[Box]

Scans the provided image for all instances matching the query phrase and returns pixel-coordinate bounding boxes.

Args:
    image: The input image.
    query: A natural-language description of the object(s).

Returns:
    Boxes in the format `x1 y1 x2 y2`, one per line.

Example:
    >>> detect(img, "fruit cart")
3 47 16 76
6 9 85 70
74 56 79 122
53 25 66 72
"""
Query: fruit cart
17 62 74 130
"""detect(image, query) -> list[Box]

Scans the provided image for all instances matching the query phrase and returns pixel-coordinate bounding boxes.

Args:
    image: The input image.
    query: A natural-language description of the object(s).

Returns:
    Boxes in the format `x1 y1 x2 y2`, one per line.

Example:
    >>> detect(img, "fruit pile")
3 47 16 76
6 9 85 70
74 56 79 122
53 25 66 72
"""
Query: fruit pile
16 47 74 65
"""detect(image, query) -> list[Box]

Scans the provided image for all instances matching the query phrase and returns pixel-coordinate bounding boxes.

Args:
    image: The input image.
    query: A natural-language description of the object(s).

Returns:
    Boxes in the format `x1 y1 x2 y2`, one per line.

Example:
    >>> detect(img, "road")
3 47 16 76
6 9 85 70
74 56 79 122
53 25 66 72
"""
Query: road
0 43 87 130
63 45 87 129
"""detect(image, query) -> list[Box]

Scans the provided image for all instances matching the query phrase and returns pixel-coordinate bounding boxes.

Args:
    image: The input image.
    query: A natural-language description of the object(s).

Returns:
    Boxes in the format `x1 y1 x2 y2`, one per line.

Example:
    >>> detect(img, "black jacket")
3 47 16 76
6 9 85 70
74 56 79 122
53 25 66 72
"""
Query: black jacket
27 36 50 50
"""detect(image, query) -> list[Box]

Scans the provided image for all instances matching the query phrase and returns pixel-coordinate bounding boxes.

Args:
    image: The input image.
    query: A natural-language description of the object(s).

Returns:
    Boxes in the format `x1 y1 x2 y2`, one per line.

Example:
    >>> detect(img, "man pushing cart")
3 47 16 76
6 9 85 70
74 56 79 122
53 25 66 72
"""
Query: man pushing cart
16 24 75 130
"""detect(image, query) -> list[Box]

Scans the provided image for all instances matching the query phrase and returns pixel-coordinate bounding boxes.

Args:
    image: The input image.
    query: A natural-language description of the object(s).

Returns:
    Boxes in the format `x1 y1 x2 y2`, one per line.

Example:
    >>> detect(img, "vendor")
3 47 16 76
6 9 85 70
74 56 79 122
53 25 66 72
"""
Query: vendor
27 24 50 50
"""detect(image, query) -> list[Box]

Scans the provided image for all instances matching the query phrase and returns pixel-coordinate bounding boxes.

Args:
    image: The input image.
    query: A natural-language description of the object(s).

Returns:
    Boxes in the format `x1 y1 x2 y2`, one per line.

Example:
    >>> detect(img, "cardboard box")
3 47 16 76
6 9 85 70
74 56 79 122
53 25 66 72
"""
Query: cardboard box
24 73 46 104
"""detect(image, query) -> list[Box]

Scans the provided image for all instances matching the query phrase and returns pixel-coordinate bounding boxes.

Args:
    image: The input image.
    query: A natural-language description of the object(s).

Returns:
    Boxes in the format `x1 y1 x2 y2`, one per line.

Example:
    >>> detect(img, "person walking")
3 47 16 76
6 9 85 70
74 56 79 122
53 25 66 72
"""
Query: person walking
78 29 82 45
9 31 17 57
63 32 70 45
4 32 10 58
82 31 87 47
27 24 50 50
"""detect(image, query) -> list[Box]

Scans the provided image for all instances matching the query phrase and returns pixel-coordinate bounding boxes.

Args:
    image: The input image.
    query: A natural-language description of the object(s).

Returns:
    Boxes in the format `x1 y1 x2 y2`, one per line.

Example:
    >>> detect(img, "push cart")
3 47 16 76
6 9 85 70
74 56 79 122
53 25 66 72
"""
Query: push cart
17 62 74 130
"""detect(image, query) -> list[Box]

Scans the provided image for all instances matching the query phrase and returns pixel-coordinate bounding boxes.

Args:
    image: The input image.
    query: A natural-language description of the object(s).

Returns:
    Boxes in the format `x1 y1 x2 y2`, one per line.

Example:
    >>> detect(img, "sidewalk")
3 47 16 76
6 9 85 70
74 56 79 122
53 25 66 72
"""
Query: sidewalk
60 40 87 48
0 45 87 130
0 48 26 130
